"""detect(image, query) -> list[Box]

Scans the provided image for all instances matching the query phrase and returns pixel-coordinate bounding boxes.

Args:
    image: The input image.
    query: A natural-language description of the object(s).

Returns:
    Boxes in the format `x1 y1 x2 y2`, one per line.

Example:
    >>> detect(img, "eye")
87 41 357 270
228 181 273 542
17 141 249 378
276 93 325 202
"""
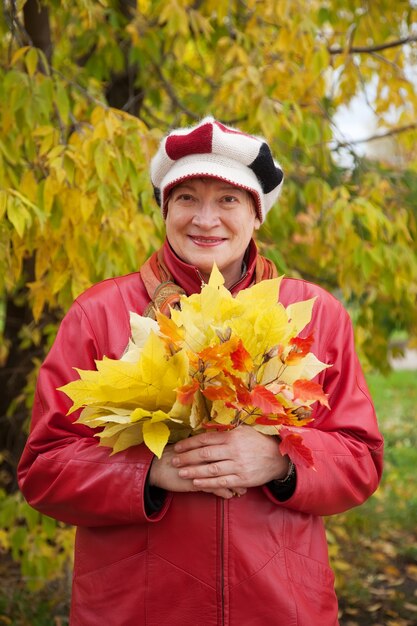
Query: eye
174 192 195 202
221 195 239 204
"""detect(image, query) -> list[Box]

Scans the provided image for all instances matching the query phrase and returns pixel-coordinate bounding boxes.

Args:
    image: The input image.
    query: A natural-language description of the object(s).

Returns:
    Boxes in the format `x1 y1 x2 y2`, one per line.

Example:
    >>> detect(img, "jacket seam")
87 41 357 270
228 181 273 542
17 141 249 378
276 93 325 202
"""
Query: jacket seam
146 550 216 589
322 300 346 350
30 453 151 467
229 547 286 590
113 279 132 334
73 548 148 580
284 549 300 626
73 299 101 353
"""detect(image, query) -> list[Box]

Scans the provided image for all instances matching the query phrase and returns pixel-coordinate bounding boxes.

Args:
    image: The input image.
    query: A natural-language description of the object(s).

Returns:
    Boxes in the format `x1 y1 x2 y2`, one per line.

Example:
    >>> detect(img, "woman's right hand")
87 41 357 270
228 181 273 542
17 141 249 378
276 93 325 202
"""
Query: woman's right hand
149 444 246 499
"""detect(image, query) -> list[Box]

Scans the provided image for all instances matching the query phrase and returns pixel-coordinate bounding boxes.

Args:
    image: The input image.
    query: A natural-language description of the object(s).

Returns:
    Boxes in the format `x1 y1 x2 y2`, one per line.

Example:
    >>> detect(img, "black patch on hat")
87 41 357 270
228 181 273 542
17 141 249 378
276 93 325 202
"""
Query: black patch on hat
153 185 161 206
249 143 283 194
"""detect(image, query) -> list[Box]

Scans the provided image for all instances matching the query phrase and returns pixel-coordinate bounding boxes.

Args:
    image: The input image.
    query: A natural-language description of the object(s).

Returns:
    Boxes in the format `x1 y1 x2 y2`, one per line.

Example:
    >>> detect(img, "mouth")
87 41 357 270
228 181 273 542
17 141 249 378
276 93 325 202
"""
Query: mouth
188 236 226 246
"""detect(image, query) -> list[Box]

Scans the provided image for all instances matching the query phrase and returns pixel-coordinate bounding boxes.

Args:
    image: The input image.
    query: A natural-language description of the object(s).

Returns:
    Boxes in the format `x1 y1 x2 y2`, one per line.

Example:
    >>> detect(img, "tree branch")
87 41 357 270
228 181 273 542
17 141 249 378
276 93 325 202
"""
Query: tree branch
328 34 417 56
333 123 417 149
153 64 200 120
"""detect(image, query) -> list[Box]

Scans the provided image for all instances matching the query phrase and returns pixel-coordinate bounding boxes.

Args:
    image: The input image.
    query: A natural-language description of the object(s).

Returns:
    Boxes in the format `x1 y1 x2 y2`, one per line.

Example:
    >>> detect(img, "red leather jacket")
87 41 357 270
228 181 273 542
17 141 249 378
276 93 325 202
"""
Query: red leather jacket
18 241 383 626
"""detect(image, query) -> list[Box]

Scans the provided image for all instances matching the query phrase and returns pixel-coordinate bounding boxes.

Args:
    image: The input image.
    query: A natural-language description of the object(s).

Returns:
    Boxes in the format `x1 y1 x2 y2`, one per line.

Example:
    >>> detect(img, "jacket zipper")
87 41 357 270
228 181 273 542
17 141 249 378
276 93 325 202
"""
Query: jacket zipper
220 497 225 626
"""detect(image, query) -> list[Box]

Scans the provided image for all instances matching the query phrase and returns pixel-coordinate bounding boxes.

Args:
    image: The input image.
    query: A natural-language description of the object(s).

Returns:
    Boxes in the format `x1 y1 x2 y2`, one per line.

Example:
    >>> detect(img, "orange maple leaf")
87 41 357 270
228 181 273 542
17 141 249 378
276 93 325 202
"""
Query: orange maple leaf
202 383 237 402
156 311 184 344
176 379 199 405
293 379 330 409
230 339 253 372
197 342 235 371
285 333 314 364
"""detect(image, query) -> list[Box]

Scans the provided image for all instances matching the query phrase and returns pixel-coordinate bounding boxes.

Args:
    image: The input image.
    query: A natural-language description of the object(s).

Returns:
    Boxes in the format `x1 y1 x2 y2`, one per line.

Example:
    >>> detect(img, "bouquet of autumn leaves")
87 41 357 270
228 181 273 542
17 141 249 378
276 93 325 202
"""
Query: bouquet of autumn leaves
59 265 331 469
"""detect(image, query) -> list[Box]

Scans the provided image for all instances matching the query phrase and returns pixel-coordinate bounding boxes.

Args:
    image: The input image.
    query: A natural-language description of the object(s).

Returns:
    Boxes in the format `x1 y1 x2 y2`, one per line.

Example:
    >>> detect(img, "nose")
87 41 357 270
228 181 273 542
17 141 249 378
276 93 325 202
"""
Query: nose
191 200 221 228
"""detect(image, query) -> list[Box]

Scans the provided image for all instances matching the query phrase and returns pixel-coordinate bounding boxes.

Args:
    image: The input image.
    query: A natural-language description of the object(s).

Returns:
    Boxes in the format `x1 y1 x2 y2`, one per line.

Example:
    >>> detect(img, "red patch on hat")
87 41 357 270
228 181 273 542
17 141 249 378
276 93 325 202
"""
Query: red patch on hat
214 121 248 137
166 123 213 160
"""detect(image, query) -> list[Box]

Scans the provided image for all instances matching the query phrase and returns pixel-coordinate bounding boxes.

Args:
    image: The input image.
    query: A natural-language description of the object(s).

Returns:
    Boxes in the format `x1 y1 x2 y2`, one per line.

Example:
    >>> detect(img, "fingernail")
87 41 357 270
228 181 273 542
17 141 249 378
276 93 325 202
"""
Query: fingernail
178 469 188 478
172 456 180 466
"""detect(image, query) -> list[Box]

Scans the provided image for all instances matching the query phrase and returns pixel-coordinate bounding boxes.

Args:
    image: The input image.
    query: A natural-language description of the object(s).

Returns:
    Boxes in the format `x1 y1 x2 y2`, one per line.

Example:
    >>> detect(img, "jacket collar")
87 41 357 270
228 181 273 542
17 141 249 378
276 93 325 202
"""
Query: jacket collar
162 238 259 296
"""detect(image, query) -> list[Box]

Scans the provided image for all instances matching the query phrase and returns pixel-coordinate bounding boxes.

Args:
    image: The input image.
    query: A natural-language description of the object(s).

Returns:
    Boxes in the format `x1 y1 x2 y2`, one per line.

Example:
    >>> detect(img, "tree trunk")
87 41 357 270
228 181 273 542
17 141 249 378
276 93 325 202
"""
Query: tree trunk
0 294 34 491
23 0 52 63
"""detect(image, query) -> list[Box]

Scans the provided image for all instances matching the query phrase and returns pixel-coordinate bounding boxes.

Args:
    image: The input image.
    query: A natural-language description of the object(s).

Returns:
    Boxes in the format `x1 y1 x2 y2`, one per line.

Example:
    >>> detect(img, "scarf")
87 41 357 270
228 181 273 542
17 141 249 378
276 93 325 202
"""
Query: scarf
141 245 278 319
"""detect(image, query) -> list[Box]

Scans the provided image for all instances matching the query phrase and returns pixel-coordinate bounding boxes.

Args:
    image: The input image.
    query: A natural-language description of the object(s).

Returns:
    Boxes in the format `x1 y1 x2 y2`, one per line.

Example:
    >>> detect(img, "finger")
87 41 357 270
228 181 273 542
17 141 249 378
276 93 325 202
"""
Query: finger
192 475 239 490
174 431 229 453
200 487 245 500
178 460 235 480
172 443 230 468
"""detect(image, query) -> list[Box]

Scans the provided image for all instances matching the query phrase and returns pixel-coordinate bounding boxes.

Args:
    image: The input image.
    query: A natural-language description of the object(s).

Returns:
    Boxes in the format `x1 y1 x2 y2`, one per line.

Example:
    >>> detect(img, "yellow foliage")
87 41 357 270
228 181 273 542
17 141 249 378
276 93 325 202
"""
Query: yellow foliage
1 0 417 596
60 265 329 462
0 1 415 373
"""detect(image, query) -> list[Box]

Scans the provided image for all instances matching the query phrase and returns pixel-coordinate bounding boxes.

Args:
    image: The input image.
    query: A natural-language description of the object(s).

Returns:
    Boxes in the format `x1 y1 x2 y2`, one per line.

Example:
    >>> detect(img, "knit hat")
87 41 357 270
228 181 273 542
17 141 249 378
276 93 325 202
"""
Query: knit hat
150 116 284 223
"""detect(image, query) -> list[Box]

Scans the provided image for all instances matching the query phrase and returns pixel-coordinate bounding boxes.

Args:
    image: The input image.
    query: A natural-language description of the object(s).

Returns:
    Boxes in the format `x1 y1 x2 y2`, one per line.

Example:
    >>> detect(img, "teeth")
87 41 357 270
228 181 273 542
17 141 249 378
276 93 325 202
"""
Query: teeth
192 237 222 242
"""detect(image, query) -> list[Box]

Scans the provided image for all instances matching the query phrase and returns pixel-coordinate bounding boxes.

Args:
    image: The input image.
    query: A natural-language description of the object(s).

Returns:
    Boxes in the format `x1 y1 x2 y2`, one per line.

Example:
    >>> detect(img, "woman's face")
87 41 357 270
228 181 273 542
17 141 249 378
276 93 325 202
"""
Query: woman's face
165 178 260 288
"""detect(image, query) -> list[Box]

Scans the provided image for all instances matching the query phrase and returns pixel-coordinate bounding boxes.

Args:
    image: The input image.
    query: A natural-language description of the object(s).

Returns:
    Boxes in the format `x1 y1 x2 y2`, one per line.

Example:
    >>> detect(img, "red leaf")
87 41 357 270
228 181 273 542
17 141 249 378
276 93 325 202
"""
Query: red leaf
290 333 314 352
176 380 199 405
202 384 236 402
236 385 253 406
279 428 315 469
230 339 253 372
254 415 283 426
250 385 285 414
293 379 330 409
286 333 314 364
220 371 253 406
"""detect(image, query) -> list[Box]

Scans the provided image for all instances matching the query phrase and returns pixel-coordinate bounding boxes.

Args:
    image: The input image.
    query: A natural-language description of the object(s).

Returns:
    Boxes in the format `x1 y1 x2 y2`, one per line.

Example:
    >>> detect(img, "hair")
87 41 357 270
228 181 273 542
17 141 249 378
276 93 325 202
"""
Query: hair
164 176 257 216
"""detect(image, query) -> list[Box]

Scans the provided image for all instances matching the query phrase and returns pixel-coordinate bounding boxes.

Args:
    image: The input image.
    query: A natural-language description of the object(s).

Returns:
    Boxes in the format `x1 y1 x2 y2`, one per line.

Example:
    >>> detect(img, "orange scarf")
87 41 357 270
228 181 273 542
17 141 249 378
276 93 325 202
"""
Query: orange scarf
141 247 277 318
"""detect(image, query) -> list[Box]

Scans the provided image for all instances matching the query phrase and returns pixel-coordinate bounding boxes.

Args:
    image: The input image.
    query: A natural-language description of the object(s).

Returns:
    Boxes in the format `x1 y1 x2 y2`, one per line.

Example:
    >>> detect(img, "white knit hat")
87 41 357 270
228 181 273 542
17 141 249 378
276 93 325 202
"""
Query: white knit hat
150 116 284 223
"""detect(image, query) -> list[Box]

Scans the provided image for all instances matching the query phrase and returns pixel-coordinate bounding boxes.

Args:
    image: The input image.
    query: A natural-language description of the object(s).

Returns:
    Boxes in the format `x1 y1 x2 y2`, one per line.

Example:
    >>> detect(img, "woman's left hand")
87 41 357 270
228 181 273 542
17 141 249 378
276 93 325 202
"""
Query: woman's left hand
171 425 290 492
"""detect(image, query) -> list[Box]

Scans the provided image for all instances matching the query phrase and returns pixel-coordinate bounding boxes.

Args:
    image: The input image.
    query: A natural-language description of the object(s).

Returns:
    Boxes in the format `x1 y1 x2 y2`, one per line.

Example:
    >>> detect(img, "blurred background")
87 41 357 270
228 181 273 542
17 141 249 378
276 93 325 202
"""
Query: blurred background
0 1 416 624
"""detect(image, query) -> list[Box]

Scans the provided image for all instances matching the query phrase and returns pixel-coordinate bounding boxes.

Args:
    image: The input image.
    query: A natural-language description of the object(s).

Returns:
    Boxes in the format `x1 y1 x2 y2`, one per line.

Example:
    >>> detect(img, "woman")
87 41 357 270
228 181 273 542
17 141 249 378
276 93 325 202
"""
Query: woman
18 117 383 626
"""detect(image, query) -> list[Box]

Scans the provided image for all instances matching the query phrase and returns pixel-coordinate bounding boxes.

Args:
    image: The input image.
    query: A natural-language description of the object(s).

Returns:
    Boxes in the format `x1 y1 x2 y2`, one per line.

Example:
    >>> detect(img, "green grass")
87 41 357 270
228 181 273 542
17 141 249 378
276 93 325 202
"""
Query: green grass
330 369 417 533
366 369 417 532
326 368 417 624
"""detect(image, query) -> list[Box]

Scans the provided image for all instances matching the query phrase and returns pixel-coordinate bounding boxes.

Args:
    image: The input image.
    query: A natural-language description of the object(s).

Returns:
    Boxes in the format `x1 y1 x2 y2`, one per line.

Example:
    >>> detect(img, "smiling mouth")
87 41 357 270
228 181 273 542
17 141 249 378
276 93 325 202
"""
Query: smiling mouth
189 236 226 245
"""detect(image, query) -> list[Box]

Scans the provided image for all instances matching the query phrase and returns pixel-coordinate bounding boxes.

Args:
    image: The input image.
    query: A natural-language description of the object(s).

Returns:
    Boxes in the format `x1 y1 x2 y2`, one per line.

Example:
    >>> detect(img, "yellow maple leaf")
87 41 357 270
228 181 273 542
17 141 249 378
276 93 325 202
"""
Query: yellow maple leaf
60 331 190 415
235 276 283 309
105 423 145 455
177 262 242 341
143 420 171 458
286 297 317 335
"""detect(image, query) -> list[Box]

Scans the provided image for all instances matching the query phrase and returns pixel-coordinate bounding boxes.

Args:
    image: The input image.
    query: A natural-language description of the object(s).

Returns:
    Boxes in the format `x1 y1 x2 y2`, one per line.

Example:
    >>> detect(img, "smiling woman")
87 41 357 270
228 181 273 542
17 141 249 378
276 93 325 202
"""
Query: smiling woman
165 178 260 287
18 116 383 626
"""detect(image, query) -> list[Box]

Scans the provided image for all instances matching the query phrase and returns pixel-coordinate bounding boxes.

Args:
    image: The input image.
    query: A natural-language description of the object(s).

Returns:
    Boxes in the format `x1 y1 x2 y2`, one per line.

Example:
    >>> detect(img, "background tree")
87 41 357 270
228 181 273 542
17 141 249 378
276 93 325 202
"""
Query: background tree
0 0 416 593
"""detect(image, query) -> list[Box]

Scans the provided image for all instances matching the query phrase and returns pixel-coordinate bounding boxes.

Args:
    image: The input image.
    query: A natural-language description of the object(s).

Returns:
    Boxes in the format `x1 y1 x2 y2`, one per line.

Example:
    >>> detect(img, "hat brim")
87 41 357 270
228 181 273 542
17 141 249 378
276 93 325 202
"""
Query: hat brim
159 154 264 221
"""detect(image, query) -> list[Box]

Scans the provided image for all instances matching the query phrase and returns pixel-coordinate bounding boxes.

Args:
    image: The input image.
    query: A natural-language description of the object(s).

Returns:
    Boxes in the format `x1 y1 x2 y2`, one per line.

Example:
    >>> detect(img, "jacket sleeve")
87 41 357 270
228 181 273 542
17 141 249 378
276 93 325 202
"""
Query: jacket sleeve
17 299 171 527
264 297 384 516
